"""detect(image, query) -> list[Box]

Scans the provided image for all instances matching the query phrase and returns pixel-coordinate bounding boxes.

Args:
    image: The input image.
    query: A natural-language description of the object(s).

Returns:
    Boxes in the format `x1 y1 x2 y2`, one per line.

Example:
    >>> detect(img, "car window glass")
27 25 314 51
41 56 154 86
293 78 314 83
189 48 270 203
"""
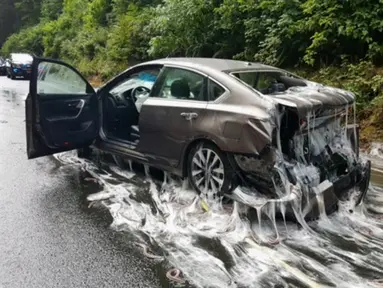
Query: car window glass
256 73 278 90
234 72 258 88
109 69 159 97
255 72 288 94
208 79 225 101
37 62 87 94
152 67 207 101
232 71 305 94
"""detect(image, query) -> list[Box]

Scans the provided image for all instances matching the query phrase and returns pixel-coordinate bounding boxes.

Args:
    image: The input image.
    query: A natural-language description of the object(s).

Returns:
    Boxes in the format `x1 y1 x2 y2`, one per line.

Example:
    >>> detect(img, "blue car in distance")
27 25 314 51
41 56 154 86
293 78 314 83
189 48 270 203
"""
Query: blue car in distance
6 53 33 80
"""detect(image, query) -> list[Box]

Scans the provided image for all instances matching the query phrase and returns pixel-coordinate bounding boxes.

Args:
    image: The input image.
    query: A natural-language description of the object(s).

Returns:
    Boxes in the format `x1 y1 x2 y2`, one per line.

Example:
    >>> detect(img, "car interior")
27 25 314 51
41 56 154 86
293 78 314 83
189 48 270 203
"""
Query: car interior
103 70 157 144
103 66 206 145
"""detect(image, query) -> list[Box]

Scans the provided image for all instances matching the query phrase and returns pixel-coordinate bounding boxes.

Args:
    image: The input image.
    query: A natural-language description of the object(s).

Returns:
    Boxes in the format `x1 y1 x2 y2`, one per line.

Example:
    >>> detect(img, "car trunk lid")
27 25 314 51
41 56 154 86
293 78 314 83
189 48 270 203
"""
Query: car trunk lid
271 84 355 118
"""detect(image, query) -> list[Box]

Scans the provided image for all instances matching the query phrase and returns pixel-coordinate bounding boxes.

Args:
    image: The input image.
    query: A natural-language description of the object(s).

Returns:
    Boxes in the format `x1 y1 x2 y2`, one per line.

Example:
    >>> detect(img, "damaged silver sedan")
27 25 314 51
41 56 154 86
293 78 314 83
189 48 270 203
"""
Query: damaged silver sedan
26 57 371 219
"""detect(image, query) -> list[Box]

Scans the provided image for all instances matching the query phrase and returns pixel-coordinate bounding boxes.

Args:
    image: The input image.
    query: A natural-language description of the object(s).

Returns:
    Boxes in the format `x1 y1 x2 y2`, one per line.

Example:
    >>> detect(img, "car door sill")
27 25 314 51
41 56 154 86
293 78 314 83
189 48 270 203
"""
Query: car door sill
106 135 138 148
95 132 183 177
97 136 148 162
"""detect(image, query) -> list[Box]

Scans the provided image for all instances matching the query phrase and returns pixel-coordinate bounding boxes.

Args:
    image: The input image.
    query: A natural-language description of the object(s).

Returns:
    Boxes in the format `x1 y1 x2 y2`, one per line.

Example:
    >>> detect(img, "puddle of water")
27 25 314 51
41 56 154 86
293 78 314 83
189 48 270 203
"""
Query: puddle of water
53 150 383 288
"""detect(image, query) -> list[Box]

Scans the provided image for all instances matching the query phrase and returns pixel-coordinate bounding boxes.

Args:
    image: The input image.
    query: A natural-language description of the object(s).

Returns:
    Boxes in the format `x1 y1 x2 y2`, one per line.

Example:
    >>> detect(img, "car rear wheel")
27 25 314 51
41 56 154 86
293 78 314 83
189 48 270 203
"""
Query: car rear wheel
187 142 236 200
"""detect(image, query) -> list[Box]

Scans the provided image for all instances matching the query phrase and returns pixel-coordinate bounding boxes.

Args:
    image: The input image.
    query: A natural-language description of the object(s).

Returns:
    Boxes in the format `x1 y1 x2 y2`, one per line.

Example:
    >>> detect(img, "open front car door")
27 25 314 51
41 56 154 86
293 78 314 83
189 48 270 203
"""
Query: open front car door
26 57 99 159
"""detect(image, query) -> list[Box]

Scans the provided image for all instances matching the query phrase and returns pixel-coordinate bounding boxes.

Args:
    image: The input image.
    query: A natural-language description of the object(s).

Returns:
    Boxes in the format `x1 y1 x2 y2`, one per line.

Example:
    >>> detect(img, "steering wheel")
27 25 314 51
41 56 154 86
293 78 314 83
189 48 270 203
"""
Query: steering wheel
131 86 151 102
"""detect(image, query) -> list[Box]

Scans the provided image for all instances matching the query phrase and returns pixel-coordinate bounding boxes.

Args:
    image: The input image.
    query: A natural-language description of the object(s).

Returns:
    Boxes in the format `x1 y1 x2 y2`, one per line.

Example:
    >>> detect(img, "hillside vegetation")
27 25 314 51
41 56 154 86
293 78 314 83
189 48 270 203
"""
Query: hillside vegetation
1 0 383 144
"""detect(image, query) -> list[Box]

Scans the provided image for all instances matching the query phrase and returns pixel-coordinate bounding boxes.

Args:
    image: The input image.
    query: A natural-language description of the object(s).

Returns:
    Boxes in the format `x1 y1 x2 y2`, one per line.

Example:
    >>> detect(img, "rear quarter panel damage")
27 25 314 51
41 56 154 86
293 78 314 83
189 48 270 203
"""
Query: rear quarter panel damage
202 102 276 155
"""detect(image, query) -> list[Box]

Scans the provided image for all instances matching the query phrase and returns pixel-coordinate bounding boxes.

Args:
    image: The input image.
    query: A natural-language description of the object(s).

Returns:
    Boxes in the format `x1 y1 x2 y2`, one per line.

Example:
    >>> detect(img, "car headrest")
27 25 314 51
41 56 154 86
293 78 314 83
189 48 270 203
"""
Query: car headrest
170 79 190 98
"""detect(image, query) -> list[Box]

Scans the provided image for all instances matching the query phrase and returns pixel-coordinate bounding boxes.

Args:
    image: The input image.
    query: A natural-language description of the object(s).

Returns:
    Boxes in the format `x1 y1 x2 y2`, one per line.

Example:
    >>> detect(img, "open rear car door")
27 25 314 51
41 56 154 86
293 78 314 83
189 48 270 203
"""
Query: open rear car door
26 57 99 159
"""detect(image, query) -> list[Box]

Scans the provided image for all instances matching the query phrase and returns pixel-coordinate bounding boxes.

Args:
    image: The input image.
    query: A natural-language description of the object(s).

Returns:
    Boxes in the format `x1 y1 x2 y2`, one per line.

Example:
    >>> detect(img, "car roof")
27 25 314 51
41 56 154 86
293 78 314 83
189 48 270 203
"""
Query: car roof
142 57 281 74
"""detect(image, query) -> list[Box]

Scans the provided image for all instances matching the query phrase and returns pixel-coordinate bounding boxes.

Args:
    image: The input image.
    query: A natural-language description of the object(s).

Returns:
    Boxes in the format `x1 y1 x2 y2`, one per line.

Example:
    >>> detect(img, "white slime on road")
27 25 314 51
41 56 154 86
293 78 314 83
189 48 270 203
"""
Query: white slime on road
54 150 383 288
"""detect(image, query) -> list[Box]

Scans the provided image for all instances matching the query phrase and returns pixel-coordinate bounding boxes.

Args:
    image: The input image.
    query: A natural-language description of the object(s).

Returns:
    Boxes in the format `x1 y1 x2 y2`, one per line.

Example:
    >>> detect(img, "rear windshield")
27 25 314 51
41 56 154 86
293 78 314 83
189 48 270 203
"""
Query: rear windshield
231 71 307 95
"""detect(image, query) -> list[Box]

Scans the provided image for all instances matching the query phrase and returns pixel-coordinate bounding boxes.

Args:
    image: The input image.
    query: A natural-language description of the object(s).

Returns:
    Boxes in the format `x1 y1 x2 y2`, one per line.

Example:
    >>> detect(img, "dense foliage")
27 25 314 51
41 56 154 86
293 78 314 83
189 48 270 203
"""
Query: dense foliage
2 0 383 141
2 0 383 69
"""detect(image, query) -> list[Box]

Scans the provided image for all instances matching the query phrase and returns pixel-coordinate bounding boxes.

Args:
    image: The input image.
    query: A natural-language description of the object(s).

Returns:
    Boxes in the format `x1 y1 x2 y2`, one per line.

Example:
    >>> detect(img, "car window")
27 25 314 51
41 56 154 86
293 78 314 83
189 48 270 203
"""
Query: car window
109 69 159 97
233 72 258 88
232 71 306 95
255 73 278 91
37 62 87 94
208 79 225 101
151 67 207 101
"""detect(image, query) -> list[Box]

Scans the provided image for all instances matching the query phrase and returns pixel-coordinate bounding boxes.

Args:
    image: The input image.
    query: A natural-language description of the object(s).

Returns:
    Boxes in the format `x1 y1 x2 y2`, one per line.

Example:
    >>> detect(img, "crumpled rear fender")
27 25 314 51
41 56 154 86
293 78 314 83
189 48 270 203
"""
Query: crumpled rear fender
200 103 277 155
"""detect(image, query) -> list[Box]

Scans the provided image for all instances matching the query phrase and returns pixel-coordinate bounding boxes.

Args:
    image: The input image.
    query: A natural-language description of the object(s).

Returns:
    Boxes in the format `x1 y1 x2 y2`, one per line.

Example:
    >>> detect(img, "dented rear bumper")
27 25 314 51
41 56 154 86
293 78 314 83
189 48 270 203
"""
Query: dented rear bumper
302 159 371 219
234 153 371 220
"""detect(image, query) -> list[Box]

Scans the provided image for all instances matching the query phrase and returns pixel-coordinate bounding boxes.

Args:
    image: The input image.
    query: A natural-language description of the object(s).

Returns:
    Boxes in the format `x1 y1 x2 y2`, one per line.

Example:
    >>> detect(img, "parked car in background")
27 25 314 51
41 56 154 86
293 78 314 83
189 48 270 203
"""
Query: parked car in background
6 53 33 79
25 56 371 220
0 57 6 75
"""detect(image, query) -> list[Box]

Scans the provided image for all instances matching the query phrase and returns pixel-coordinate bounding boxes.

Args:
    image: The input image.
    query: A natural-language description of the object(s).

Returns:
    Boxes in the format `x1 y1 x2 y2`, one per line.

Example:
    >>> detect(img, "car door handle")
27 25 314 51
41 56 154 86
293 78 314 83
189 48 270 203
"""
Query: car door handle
67 100 85 109
180 112 198 120
68 99 85 119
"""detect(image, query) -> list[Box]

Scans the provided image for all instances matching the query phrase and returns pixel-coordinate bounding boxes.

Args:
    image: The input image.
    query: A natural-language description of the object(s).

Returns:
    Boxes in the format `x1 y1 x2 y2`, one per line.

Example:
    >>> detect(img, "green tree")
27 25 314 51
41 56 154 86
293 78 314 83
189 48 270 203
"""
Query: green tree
0 0 17 47
147 0 223 58
297 0 383 66
41 0 64 21
107 3 153 62
14 0 42 27
1 24 44 55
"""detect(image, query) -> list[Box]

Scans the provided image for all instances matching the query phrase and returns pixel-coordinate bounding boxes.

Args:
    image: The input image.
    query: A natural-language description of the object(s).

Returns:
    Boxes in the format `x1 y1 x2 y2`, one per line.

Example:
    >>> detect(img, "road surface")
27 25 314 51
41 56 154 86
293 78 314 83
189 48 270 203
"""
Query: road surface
0 76 160 288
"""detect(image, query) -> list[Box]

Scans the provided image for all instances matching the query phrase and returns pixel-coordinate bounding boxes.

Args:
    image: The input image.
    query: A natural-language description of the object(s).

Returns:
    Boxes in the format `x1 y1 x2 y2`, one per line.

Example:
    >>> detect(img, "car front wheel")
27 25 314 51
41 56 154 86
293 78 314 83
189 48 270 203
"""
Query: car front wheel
187 142 236 200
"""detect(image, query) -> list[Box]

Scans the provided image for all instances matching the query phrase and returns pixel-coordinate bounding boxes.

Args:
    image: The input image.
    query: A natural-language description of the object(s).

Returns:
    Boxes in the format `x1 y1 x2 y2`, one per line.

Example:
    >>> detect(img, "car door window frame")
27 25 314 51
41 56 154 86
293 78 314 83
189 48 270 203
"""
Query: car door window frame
207 77 229 103
36 62 90 95
31 58 95 99
96 64 164 140
149 65 209 102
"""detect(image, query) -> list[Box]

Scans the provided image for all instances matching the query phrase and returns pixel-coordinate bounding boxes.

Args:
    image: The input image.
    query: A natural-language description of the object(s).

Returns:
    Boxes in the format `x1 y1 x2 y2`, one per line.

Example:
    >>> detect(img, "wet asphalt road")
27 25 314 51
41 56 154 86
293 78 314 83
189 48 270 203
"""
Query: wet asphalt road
0 76 159 288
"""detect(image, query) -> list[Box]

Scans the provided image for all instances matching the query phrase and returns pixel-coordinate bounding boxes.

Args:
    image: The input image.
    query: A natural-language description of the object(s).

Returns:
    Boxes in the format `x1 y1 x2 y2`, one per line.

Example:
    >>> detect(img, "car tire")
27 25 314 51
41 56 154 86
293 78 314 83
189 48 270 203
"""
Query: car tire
187 142 237 200
6 73 10 78
11 73 15 80
77 146 92 159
